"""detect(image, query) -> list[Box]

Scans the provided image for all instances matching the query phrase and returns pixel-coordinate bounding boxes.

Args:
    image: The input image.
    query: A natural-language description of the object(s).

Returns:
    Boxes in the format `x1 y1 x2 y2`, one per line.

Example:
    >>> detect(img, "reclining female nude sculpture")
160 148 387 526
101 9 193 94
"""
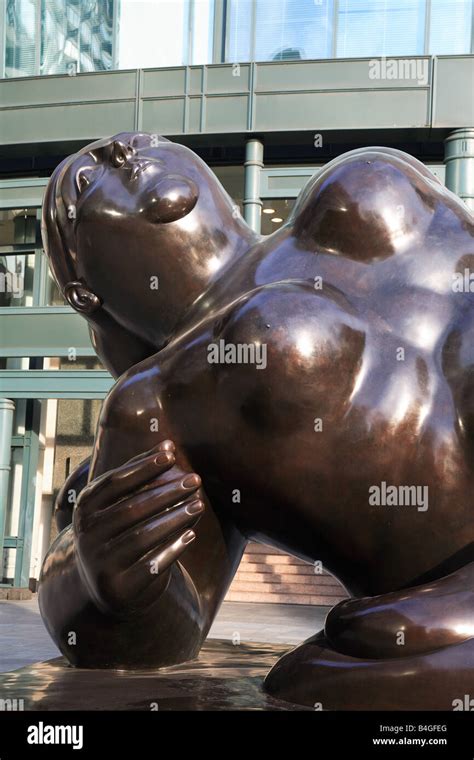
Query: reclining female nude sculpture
39 132 474 710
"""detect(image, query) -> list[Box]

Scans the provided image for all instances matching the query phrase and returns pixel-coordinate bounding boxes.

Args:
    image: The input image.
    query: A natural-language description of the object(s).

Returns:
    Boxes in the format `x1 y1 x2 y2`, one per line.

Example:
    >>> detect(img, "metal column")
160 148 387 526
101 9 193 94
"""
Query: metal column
14 400 41 588
0 398 15 575
243 138 264 234
444 129 474 212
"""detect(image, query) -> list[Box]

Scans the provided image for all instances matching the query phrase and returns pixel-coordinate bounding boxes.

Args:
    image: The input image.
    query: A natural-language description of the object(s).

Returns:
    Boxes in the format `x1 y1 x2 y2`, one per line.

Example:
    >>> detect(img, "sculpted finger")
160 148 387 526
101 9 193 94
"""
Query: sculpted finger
109 498 204 565
77 444 176 514
121 529 197 601
85 472 202 536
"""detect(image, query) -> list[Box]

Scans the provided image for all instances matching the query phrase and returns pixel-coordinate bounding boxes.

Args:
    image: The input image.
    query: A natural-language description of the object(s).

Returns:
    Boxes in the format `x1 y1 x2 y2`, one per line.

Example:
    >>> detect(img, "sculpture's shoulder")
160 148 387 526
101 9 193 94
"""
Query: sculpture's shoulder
213 279 363 340
98 354 163 436
203 279 366 409
290 146 471 267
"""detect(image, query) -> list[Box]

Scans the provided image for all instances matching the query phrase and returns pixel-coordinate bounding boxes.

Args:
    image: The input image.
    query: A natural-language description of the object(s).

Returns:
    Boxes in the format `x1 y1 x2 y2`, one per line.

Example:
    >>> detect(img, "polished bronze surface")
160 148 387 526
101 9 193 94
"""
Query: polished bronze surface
0 639 302 711
40 133 474 709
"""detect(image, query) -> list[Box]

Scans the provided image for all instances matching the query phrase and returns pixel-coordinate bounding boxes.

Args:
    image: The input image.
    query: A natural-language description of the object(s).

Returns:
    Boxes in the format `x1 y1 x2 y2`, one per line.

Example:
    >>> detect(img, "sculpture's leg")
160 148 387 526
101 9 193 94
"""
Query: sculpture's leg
264 561 474 710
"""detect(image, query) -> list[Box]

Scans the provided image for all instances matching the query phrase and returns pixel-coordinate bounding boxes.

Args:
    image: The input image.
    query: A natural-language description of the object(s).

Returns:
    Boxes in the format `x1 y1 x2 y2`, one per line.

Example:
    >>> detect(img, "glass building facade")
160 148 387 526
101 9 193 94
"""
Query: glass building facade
4 0 115 77
1 0 473 79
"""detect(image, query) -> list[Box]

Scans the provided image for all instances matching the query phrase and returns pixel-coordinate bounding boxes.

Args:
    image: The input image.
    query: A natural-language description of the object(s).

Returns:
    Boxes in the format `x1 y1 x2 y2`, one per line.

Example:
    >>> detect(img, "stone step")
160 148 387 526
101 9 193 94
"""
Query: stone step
228 587 344 603
0 587 32 600
239 561 315 573
229 579 345 596
237 560 335 577
244 543 290 555
225 590 343 605
239 554 318 567
226 542 347 606
233 570 342 587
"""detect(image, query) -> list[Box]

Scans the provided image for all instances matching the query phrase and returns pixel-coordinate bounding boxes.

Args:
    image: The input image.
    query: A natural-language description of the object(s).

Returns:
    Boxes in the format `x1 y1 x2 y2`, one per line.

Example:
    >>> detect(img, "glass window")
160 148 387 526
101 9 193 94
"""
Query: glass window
336 0 426 58
0 208 37 246
81 22 92 46
192 0 215 65
255 0 334 62
40 0 113 76
0 253 35 307
227 0 334 62
227 0 253 62
261 199 295 235
4 1 114 78
337 0 425 57
117 0 189 68
213 165 244 213
5 0 39 78
429 0 473 54
5 0 473 79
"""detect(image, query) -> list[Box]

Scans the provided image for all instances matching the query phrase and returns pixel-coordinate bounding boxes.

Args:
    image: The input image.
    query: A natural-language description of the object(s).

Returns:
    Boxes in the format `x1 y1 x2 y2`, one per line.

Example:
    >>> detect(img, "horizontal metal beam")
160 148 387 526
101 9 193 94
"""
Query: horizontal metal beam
0 370 113 398
4 537 22 549
0 178 47 208
1 56 472 148
0 307 95 357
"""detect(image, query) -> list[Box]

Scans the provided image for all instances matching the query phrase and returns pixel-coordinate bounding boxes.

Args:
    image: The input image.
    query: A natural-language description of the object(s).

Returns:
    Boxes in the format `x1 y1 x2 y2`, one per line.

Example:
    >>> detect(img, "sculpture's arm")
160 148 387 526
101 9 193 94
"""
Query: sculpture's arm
39 366 245 669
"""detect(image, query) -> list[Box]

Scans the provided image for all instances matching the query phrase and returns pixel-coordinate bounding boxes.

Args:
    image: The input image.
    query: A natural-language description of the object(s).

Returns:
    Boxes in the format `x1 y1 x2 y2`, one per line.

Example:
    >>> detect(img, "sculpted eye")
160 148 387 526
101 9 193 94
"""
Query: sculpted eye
111 140 135 168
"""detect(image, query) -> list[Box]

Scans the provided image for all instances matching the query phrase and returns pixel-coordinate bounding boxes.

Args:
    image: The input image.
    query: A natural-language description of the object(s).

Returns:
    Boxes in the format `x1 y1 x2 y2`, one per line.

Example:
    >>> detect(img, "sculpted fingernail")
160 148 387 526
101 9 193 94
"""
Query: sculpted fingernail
186 499 204 516
155 451 172 465
182 530 196 544
182 473 201 489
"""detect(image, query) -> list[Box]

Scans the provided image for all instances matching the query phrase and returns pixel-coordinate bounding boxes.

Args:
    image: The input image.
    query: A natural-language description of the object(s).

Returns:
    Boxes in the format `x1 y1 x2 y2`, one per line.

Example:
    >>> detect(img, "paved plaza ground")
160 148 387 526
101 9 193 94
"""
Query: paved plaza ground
0 598 330 672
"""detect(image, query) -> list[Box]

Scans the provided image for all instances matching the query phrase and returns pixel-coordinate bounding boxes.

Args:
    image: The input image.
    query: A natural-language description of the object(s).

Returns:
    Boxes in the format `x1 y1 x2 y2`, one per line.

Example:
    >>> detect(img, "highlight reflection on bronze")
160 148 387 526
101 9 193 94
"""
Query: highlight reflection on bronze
40 133 474 709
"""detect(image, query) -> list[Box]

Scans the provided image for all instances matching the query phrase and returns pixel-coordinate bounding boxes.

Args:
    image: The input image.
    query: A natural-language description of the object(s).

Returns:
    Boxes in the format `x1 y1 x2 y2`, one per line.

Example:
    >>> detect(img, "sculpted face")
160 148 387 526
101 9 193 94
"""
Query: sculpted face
42 132 253 369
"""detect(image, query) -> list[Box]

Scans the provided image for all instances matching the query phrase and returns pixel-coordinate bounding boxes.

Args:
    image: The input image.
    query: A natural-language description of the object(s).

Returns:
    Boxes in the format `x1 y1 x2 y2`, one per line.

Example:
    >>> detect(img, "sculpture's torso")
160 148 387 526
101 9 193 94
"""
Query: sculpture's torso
94 180 474 597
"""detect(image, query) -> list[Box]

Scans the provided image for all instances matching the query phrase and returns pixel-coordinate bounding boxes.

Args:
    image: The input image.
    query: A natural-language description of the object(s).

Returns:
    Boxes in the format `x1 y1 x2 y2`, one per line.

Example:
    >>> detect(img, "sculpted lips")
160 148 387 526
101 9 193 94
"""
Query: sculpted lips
129 159 157 181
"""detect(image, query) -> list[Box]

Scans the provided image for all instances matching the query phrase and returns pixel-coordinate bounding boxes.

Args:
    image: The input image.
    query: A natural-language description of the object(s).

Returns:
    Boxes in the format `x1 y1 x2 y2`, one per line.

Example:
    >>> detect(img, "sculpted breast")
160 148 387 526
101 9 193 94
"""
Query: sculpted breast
207 282 366 437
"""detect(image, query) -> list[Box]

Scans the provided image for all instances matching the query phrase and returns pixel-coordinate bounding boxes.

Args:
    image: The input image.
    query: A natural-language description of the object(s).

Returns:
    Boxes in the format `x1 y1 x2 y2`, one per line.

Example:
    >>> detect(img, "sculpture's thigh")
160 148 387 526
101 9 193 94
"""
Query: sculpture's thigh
264 562 474 710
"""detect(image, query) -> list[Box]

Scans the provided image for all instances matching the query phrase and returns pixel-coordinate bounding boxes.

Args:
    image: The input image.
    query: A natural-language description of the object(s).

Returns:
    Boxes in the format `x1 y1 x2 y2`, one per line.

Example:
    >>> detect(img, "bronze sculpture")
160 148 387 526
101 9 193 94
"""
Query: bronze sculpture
39 132 474 710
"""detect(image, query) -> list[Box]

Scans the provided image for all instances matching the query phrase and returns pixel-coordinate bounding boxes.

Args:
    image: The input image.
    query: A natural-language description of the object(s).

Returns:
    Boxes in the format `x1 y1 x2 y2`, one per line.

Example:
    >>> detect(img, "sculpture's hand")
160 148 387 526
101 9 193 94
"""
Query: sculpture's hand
73 440 203 616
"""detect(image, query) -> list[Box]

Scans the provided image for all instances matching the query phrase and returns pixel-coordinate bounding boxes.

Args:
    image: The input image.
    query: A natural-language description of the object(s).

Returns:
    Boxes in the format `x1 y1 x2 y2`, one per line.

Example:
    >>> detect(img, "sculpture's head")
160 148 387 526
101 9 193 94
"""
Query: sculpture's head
42 132 254 375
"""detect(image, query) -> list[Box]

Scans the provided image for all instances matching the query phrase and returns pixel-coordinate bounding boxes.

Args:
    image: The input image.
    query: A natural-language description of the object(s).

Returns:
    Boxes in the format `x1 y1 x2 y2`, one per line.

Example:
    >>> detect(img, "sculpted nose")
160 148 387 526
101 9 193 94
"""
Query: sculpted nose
111 139 135 168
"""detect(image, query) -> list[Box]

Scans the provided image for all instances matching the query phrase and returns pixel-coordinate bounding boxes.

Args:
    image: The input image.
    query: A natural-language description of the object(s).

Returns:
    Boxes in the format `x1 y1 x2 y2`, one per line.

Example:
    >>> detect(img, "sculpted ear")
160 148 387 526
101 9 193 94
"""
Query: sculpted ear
64 281 102 315
141 174 198 224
